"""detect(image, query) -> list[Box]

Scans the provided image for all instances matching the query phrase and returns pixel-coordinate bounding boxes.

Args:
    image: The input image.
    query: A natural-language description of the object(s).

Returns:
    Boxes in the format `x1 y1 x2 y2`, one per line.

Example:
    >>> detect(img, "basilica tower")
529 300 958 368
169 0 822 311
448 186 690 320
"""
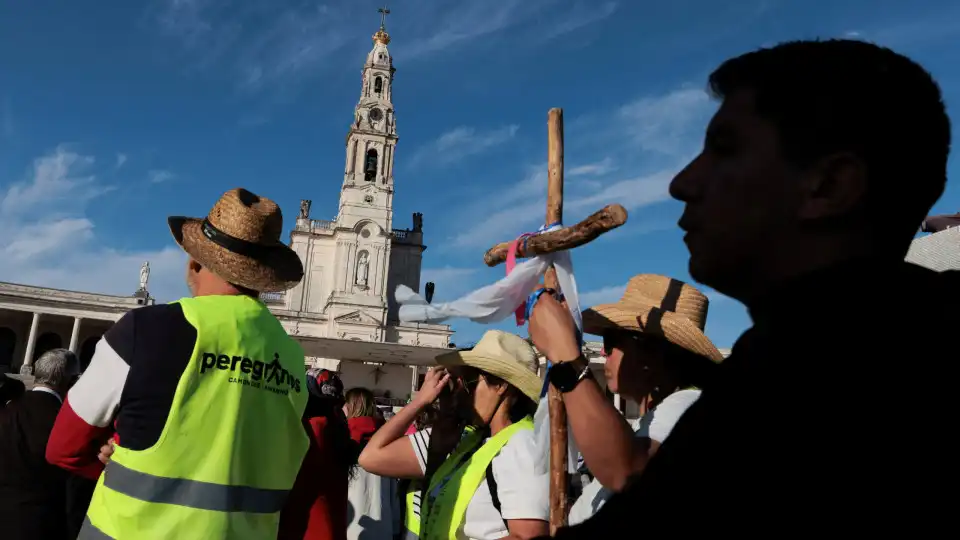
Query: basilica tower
277 10 430 343
337 11 398 232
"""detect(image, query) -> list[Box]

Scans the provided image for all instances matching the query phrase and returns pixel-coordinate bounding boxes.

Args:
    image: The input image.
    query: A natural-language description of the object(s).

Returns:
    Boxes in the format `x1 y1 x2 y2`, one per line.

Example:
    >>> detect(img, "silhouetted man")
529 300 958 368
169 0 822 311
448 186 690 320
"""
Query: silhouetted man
540 40 957 535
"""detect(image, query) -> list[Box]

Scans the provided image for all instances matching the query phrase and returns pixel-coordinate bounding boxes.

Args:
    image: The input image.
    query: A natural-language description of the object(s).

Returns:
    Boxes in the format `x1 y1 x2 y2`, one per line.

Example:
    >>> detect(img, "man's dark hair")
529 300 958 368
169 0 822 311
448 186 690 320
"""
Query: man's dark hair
708 39 951 250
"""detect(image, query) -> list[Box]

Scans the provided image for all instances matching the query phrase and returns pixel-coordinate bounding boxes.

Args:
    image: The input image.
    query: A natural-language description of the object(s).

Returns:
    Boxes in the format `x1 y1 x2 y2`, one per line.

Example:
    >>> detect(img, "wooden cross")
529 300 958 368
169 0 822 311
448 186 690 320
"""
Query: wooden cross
378 5 390 29
484 109 627 532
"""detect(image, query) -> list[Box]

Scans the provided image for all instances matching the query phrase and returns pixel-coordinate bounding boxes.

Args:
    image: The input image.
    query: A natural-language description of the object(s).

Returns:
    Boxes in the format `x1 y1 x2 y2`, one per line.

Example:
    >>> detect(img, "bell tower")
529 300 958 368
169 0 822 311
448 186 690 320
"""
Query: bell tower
337 7 397 232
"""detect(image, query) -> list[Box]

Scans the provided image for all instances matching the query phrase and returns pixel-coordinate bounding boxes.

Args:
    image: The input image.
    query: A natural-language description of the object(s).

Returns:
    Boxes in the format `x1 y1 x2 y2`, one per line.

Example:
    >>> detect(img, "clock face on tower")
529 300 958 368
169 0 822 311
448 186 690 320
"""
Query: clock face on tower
369 108 383 122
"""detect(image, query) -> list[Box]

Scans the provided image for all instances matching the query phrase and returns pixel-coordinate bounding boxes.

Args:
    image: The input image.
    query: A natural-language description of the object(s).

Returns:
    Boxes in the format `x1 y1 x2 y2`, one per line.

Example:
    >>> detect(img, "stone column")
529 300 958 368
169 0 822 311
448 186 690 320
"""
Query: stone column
20 312 41 375
410 365 419 398
69 317 82 353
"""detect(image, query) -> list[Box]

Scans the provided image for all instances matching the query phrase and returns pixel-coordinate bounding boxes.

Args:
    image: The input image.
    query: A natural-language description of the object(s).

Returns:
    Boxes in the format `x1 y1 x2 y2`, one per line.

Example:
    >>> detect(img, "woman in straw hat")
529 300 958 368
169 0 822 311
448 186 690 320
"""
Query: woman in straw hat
527 274 724 525
359 330 549 540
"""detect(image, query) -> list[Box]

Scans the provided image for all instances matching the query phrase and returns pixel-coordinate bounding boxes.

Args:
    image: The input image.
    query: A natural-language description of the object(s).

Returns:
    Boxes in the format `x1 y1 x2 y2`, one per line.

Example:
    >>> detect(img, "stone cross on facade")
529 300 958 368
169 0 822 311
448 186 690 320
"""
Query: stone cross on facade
484 109 627 532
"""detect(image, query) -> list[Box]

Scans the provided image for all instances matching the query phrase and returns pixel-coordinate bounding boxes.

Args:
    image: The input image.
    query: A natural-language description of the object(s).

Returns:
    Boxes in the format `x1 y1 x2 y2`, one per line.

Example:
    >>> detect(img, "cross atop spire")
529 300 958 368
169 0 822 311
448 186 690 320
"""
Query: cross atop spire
378 6 390 30
372 5 391 45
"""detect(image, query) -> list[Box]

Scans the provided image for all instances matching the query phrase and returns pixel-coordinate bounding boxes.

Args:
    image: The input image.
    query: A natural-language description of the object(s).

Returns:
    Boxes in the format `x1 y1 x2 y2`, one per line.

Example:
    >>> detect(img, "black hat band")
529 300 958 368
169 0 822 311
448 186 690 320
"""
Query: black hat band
201 219 272 258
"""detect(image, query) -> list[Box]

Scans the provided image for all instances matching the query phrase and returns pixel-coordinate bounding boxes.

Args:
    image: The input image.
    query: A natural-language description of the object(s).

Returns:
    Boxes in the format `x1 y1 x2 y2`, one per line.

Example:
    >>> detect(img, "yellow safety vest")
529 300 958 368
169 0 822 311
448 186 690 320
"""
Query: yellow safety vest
419 417 534 540
80 295 310 539
403 480 423 540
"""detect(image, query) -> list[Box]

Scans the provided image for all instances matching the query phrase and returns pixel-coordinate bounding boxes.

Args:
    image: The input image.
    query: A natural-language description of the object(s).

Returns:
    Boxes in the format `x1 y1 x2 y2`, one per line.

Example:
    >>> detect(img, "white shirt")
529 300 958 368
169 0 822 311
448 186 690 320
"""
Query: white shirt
347 468 400 540
408 426 549 540
568 389 701 525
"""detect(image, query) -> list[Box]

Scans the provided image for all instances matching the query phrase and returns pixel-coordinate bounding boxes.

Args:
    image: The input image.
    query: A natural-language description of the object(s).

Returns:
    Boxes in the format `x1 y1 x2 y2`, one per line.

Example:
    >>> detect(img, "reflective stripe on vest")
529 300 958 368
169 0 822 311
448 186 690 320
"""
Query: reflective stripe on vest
403 480 422 540
82 295 310 540
101 460 290 513
421 417 534 540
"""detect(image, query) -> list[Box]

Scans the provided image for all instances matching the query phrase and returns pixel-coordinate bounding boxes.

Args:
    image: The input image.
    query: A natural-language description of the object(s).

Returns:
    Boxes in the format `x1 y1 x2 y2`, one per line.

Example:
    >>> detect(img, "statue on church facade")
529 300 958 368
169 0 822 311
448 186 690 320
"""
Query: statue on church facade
356 252 370 286
299 199 312 219
413 212 423 232
139 261 150 292
425 282 435 304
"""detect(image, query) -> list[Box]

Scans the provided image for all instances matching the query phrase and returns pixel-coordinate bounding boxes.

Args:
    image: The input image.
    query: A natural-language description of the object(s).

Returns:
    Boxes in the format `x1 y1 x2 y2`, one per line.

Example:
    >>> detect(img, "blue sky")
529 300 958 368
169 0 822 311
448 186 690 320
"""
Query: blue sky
1 0 959 349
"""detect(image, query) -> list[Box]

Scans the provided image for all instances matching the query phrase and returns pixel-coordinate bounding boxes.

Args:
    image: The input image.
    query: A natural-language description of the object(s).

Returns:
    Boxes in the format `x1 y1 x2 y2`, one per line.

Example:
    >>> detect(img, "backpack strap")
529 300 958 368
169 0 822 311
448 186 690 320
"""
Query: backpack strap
485 461 506 525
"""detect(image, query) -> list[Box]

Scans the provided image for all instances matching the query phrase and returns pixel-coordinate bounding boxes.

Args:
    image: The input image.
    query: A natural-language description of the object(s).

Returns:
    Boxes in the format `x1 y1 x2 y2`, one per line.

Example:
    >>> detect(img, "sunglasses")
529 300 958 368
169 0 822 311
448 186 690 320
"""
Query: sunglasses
602 331 644 355
443 368 482 394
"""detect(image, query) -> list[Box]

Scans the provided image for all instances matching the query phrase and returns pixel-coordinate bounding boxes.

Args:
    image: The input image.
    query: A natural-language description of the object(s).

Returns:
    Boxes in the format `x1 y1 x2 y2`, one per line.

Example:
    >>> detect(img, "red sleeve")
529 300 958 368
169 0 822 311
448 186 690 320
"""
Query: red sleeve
46 316 130 480
278 420 327 540
308 417 332 458
46 397 113 480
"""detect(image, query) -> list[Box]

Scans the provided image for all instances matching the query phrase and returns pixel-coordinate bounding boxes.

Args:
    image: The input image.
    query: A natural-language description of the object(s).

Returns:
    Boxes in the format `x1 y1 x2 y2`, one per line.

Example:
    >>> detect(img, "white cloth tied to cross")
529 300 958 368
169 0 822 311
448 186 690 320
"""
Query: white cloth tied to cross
394 223 583 473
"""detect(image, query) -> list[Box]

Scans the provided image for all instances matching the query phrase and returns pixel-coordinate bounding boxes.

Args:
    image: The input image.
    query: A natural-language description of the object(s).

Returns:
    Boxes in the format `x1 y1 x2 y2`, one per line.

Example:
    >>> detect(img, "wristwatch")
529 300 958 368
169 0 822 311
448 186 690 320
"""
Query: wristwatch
547 355 592 393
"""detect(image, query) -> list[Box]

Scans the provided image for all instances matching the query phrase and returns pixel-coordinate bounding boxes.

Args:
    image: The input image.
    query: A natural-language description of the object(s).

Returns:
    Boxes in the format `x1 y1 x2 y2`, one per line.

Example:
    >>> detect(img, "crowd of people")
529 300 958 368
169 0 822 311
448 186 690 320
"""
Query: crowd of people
1 37 958 539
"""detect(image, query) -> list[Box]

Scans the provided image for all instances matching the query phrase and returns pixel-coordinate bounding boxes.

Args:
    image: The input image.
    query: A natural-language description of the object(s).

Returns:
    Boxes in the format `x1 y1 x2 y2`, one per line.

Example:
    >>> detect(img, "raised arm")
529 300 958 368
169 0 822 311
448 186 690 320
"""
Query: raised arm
358 367 450 479
528 294 641 492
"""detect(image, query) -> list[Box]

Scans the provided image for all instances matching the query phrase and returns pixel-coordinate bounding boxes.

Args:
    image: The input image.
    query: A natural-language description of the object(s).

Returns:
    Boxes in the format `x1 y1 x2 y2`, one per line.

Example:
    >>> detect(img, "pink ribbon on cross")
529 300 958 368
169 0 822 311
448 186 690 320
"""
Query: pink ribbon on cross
506 233 536 326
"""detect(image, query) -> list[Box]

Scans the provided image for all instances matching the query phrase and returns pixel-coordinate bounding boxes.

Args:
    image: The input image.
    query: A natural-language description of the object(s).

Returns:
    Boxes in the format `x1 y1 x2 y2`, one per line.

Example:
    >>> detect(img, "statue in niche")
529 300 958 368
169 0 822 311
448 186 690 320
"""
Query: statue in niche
139 261 150 291
299 199 312 219
356 252 370 286
412 212 423 232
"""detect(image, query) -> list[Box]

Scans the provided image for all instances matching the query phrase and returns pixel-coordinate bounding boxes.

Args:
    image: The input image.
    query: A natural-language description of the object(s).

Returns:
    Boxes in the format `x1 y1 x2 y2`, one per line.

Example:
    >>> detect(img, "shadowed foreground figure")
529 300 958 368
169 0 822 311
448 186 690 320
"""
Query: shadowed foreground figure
537 39 958 536
0 349 80 540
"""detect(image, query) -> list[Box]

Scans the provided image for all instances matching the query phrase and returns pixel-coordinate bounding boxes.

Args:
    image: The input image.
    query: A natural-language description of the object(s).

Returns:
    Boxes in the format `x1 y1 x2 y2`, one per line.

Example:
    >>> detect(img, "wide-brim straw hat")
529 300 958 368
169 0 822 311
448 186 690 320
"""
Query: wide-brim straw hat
583 274 724 363
436 330 542 402
168 188 304 293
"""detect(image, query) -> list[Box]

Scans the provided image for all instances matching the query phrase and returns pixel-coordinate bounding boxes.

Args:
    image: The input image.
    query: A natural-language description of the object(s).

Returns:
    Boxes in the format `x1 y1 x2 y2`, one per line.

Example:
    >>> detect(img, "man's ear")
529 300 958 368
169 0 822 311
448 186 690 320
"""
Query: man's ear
798 152 868 221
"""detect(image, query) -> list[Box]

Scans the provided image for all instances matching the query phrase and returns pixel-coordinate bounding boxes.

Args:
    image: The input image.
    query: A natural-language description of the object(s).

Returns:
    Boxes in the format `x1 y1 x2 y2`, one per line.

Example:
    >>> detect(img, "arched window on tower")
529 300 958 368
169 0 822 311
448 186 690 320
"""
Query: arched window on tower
364 149 378 182
374 76 383 95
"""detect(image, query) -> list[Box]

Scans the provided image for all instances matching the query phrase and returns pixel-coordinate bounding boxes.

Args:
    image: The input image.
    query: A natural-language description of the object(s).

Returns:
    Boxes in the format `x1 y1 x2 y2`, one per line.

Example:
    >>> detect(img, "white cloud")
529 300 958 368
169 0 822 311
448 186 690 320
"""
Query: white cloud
441 85 710 251
398 0 617 60
417 266 482 302
449 168 675 249
115 153 128 168
408 125 518 168
0 146 106 217
538 2 619 42
153 0 351 94
579 284 626 307
0 146 188 302
421 266 477 284
569 157 615 177
148 169 176 183
618 87 712 157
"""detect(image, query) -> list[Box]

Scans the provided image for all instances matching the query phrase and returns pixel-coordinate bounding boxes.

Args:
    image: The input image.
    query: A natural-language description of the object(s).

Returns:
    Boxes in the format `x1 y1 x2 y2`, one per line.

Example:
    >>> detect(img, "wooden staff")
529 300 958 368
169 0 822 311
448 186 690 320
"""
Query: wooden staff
485 109 628 533
544 109 567 535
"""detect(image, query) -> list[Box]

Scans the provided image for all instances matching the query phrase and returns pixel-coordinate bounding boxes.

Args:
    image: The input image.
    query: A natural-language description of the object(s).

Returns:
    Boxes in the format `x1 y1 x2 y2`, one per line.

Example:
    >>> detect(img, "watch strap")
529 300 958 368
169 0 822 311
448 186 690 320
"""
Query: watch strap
549 354 592 393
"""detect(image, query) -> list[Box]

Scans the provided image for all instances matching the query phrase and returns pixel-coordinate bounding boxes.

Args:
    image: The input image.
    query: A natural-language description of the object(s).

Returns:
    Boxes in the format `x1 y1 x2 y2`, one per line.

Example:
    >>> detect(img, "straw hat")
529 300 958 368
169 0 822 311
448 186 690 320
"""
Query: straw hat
168 188 304 293
436 330 542 402
582 274 724 363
